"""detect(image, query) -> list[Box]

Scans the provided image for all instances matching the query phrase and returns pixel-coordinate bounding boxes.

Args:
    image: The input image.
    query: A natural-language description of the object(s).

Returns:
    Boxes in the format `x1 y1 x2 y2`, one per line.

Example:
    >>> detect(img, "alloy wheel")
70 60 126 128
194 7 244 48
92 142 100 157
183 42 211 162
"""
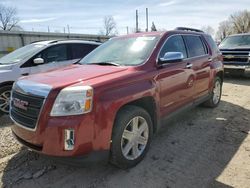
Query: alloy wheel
0 90 11 113
121 116 149 160
213 80 221 105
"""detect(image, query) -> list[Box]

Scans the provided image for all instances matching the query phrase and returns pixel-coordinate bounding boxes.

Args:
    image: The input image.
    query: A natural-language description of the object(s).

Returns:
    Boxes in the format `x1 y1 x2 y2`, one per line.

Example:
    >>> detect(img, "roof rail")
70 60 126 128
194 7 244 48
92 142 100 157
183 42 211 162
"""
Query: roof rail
175 27 204 33
30 40 58 44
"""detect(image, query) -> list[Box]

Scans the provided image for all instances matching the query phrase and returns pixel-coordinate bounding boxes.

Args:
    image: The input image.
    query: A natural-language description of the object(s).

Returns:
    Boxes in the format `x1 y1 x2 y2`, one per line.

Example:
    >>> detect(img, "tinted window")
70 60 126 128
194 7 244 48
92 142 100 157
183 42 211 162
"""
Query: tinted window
159 35 187 58
204 35 219 54
38 44 68 63
184 36 207 57
71 44 98 59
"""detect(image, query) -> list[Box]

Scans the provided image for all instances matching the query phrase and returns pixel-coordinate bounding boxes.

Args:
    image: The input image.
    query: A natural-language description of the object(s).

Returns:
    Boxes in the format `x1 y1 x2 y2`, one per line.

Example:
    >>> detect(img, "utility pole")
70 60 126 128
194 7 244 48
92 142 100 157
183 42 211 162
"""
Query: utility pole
63 27 66 33
67 25 70 34
146 8 149 32
136 10 139 33
48 26 50 33
126 26 129 34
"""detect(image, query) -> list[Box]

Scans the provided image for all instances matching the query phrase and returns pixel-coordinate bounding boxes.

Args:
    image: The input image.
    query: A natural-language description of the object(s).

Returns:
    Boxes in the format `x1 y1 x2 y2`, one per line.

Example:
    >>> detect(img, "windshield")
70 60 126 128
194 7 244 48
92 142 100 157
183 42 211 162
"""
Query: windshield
0 43 46 65
219 35 250 48
80 36 160 66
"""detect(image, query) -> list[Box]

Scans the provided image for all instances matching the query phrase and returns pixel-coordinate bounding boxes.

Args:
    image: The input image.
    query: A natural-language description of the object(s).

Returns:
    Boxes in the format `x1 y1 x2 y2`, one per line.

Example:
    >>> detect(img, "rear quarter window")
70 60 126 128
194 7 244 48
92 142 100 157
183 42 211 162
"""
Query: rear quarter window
204 35 220 55
184 35 207 58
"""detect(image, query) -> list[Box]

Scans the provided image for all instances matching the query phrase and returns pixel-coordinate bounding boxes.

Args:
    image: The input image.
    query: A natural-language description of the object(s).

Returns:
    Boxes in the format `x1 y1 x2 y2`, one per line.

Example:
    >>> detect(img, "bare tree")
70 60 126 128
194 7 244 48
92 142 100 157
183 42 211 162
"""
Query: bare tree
216 10 250 41
151 22 157 31
0 4 20 31
216 21 233 41
230 10 250 33
101 16 117 36
201 25 215 36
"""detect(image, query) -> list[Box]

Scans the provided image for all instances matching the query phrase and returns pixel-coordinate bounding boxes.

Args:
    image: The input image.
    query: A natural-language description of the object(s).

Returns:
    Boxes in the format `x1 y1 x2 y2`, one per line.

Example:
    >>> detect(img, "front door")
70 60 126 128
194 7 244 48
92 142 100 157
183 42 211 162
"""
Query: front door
29 44 75 74
156 35 195 117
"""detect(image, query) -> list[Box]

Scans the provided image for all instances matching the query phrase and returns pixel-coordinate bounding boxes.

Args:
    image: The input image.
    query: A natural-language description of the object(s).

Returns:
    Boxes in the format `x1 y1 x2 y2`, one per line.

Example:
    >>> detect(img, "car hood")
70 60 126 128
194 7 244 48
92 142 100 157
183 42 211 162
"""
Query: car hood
0 63 15 71
21 64 128 88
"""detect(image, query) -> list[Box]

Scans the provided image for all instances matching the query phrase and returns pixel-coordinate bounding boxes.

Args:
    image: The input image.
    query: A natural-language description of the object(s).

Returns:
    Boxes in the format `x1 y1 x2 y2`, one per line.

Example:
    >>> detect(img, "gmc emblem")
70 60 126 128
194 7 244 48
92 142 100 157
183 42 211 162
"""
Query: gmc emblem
13 98 29 111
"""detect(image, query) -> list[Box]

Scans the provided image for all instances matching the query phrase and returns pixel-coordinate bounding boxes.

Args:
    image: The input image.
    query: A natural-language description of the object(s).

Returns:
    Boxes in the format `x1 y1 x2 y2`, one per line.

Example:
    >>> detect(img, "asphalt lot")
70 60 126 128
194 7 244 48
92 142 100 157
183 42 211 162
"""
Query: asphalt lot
0 77 250 188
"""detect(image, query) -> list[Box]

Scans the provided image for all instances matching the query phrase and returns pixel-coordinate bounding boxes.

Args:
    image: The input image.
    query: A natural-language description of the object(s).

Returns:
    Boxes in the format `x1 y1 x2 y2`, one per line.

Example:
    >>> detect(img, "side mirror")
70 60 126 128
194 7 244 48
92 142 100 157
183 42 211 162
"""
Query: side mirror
159 52 184 64
33 58 44 65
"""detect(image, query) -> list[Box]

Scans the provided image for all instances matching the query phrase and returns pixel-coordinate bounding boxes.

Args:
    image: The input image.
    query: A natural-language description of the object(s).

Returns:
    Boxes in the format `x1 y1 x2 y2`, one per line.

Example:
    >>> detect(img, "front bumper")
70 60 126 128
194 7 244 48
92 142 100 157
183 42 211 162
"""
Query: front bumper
13 131 109 164
11 113 111 159
223 64 250 76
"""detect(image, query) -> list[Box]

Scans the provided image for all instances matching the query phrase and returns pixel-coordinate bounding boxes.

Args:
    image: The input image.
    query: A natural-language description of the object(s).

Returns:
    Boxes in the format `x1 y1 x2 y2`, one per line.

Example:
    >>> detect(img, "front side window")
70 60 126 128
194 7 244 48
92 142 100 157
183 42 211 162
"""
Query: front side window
159 35 187 58
80 36 160 66
37 44 68 64
184 35 207 57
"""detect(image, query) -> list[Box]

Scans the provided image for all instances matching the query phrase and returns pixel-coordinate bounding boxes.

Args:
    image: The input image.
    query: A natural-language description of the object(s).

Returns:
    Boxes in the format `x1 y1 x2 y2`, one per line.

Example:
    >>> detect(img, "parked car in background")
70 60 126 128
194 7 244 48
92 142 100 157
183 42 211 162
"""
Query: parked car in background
0 40 100 115
10 28 223 169
219 33 250 77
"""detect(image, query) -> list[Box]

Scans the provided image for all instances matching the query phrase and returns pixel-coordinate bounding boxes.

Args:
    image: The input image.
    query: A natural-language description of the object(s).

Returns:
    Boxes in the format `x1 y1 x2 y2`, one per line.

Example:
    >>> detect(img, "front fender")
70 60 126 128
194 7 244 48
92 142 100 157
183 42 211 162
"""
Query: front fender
92 79 158 150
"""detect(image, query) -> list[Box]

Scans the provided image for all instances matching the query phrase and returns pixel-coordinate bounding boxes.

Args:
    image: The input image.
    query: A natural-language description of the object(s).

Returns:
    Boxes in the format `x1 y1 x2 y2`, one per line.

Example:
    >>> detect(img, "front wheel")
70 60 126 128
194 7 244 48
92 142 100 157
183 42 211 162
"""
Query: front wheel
0 85 12 116
203 76 222 108
110 105 153 169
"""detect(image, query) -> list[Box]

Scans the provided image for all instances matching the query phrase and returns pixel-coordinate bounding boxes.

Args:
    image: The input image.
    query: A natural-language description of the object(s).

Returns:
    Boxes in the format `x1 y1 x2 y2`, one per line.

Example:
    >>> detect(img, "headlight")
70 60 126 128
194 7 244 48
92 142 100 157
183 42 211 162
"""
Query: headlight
51 85 93 116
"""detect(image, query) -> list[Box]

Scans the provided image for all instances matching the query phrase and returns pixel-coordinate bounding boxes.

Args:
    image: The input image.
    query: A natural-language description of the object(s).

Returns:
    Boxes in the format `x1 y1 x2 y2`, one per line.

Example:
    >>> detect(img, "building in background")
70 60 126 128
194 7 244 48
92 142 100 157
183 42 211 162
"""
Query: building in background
0 30 110 57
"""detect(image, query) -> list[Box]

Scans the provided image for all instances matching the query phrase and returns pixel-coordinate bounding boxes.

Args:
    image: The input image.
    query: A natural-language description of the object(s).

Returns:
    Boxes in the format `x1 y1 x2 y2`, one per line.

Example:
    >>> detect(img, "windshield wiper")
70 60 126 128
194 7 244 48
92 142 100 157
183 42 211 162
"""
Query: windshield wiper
90 61 120 66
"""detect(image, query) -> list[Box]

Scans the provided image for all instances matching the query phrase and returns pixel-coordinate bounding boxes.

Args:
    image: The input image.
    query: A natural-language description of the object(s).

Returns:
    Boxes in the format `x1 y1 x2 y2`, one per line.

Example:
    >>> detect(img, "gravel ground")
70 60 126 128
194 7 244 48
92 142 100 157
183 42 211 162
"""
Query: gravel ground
0 77 249 188
0 116 22 159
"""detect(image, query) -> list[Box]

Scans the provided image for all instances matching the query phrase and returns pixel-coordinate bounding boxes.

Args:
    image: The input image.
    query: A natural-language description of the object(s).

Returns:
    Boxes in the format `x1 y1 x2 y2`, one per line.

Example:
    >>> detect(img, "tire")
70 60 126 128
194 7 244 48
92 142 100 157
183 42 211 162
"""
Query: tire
0 85 12 115
110 105 153 169
203 76 222 108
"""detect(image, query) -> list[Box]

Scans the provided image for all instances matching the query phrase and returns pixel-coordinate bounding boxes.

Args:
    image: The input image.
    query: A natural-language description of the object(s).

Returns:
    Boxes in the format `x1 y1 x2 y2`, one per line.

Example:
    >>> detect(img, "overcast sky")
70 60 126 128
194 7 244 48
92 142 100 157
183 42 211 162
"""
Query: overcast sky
1 0 250 35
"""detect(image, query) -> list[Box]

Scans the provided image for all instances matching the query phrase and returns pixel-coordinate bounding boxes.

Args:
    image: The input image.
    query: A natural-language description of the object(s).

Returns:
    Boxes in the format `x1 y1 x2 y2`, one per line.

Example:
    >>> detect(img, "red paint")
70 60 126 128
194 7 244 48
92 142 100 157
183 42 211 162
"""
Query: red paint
12 31 223 157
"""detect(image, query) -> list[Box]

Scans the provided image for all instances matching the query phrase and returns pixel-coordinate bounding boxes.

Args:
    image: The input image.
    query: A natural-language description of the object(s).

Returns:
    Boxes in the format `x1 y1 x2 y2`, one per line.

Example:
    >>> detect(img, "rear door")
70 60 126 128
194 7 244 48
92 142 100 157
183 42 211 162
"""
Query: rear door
183 35 211 99
157 35 196 116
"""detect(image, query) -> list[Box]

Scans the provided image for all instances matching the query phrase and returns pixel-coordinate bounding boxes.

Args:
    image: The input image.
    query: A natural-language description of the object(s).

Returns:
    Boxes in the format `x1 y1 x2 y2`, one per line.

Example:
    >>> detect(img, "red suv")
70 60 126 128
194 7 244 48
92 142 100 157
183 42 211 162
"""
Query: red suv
10 27 223 169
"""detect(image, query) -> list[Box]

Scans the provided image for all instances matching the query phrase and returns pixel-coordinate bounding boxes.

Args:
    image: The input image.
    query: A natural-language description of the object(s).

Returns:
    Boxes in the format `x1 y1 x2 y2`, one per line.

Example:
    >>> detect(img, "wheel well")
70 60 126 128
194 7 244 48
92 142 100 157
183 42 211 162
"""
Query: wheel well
118 97 158 133
216 71 224 83
0 81 14 88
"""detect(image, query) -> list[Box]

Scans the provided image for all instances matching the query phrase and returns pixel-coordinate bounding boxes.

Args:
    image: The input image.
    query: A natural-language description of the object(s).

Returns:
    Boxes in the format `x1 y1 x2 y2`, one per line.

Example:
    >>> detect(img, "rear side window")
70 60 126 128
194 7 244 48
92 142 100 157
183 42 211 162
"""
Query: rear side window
71 44 98 59
160 35 187 58
184 35 207 58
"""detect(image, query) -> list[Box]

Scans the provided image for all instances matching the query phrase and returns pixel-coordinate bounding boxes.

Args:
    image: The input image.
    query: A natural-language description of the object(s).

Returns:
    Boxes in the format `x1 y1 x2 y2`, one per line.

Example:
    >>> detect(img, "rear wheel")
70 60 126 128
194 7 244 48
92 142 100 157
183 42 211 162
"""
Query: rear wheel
203 76 222 108
0 85 12 116
110 105 153 169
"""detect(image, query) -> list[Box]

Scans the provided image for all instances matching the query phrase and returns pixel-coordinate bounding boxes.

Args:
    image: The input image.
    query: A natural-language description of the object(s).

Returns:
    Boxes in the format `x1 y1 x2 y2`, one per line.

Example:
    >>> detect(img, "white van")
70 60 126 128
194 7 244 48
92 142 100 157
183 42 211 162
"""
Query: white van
0 40 100 115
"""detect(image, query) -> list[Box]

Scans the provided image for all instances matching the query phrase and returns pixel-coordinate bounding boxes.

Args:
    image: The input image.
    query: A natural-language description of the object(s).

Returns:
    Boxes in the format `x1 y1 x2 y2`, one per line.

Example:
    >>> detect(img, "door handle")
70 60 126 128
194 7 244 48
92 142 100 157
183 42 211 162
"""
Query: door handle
208 58 213 62
186 63 193 69
22 73 29 76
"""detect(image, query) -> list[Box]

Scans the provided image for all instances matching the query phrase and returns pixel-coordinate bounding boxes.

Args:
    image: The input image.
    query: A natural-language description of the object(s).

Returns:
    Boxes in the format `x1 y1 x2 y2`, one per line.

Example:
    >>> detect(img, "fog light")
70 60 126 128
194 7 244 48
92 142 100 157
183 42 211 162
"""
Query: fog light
64 129 75 151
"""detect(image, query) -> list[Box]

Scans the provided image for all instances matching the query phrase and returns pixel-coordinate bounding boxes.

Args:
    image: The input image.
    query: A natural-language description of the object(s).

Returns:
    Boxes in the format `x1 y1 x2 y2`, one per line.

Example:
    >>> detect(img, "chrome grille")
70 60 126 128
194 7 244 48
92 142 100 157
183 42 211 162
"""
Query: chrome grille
10 90 45 130
222 51 250 63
